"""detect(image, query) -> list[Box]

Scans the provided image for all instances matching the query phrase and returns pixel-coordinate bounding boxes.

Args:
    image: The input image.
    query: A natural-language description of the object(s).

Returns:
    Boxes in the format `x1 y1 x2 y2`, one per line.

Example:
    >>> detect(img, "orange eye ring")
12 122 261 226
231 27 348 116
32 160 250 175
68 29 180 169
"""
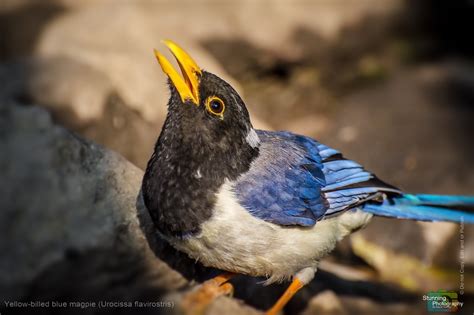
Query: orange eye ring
205 96 225 119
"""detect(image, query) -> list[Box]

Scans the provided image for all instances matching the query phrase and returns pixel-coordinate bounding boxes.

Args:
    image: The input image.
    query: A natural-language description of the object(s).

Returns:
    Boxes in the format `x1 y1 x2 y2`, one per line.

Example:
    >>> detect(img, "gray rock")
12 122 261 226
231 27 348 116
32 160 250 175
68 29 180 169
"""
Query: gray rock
0 57 113 126
0 102 257 314
0 57 161 169
0 100 180 299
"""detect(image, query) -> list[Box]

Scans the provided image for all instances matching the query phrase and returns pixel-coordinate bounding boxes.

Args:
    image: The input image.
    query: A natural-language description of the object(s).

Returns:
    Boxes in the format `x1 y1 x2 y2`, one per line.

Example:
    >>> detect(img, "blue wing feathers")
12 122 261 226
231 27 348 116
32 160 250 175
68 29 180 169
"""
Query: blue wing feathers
235 131 328 226
235 130 390 226
234 130 474 227
317 144 340 160
324 160 362 170
322 159 374 191
323 175 373 191
325 187 378 197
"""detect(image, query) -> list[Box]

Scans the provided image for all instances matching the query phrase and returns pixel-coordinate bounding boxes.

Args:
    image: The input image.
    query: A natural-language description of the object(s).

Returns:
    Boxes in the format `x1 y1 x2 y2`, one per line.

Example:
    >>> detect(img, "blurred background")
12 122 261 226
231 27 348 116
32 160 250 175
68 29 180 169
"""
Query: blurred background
1 0 473 314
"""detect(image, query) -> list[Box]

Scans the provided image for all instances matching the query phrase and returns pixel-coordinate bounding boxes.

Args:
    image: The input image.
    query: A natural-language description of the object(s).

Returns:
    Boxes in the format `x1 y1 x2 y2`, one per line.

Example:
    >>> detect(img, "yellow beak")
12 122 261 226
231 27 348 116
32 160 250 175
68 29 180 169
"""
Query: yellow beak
154 40 202 105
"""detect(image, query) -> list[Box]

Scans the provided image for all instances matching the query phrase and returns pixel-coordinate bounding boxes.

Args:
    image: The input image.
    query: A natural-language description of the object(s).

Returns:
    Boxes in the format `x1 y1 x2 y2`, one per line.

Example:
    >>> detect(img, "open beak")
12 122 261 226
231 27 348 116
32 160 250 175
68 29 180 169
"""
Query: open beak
154 40 202 105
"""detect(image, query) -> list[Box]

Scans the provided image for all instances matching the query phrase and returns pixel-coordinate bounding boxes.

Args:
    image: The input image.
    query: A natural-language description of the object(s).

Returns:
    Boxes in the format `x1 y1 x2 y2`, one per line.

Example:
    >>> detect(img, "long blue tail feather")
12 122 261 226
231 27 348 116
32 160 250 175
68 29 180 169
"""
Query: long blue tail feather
362 194 474 223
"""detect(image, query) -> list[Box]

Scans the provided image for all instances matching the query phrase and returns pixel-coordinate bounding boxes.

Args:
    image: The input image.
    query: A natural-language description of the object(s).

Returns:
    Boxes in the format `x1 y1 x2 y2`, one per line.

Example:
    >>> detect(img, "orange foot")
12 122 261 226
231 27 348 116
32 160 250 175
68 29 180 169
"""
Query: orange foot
181 273 234 315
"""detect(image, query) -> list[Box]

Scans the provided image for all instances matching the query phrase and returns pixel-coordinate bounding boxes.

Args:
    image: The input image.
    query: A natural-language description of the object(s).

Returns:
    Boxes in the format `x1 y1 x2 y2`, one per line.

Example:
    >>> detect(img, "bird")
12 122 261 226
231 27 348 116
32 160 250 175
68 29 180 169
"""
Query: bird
142 40 474 315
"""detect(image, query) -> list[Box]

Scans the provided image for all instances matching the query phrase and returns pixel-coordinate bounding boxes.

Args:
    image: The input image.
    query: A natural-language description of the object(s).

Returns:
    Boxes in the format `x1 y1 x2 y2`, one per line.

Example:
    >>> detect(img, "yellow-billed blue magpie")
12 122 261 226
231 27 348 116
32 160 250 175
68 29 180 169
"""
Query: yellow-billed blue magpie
142 40 474 315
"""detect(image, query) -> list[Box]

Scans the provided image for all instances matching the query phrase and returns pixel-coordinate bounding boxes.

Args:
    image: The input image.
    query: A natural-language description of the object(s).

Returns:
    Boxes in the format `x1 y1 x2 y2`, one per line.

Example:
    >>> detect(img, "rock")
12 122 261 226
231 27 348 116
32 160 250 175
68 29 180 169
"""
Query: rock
0 102 257 315
2 0 403 56
302 290 422 315
0 0 402 170
34 1 241 122
0 57 160 169
0 57 112 126
0 56 270 170
206 297 260 315
0 100 181 302
301 290 346 315
0 1 275 168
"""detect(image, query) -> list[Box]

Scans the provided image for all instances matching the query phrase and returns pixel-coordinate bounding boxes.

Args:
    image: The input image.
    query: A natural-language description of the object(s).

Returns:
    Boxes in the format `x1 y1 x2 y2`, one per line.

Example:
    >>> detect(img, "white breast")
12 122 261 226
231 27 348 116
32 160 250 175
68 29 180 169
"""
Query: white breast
167 181 372 284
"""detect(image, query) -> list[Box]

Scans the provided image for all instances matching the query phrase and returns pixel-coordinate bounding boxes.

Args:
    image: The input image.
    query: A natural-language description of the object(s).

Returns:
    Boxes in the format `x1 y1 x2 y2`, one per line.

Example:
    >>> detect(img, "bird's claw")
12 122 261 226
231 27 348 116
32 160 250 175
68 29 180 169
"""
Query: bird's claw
181 274 234 315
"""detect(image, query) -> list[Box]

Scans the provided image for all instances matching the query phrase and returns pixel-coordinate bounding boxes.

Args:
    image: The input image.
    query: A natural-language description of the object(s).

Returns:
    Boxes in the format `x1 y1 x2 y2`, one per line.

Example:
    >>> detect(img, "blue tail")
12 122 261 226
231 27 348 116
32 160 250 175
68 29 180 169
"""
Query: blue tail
362 194 474 223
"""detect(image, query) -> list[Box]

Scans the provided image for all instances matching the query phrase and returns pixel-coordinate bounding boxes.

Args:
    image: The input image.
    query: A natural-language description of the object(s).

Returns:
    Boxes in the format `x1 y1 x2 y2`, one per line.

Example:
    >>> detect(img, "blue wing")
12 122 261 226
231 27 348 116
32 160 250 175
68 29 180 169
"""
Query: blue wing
234 130 401 226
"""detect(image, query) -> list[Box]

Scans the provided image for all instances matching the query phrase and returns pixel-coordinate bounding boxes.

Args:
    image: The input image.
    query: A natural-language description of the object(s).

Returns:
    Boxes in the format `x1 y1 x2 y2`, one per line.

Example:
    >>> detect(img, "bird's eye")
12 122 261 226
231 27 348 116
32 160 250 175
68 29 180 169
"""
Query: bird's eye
205 96 225 118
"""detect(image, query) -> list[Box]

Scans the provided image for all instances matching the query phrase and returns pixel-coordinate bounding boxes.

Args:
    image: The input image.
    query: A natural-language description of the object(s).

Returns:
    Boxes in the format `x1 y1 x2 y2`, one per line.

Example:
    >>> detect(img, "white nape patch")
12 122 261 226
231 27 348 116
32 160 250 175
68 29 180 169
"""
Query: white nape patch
245 129 260 148
167 181 373 284
194 168 202 179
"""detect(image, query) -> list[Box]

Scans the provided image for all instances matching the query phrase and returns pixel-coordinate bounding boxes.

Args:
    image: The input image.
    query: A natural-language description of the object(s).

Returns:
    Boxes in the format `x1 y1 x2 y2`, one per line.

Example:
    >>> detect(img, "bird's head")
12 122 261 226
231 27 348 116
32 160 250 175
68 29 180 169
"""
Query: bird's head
144 41 261 236
154 40 260 152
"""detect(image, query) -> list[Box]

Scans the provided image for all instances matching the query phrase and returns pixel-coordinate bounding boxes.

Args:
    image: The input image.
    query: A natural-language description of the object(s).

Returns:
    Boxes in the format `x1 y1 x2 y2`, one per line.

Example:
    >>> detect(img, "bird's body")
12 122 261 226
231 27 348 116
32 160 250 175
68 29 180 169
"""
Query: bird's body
166 183 372 284
148 128 377 284
142 41 474 314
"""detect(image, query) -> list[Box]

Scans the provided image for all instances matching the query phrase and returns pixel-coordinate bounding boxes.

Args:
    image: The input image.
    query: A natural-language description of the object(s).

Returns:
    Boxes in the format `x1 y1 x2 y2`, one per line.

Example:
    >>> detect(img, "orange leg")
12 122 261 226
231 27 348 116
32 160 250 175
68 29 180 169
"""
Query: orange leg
266 278 305 315
182 272 234 315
